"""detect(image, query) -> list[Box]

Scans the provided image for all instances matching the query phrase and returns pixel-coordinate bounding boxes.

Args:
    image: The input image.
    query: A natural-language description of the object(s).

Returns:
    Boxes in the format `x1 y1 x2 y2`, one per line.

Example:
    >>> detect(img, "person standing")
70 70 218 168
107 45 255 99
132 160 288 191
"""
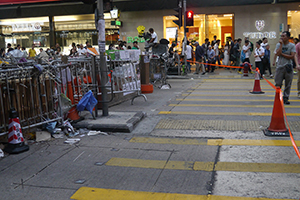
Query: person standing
295 38 300 98
239 40 252 74
28 44 37 58
194 42 205 75
261 37 268 49
264 44 273 78
222 43 229 66
254 41 265 79
186 41 192 73
207 45 216 73
274 31 297 104
232 38 242 68
214 40 221 66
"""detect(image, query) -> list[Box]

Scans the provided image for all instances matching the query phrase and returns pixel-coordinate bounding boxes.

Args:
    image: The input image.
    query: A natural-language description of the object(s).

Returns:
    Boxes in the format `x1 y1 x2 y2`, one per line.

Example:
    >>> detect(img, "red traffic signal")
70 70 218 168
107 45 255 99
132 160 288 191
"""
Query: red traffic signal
186 10 194 26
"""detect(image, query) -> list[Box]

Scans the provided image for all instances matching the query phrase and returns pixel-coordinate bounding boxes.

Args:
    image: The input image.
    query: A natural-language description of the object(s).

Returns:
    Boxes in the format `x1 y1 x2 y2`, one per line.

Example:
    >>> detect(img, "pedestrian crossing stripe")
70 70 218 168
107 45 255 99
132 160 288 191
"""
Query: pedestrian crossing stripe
104 157 300 173
70 187 296 200
181 94 299 98
175 98 300 102
190 87 297 90
129 137 300 147
168 104 300 108
158 111 300 116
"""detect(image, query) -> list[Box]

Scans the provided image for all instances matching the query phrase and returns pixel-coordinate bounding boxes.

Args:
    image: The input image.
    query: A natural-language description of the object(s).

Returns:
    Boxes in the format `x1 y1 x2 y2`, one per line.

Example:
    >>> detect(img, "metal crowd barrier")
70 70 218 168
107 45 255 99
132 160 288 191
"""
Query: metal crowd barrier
0 56 146 136
0 64 62 136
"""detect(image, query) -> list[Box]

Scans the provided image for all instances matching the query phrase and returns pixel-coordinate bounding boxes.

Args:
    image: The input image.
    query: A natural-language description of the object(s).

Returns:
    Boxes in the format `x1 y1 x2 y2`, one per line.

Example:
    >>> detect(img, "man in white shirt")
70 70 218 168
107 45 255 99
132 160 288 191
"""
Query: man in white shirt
214 40 221 66
261 37 268 49
238 40 252 74
77 44 87 56
149 28 158 44
186 41 192 72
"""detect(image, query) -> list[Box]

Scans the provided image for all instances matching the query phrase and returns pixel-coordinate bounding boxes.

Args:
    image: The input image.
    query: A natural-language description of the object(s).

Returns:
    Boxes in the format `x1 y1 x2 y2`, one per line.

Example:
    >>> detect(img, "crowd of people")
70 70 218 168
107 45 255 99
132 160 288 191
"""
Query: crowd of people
0 41 96 60
188 31 299 104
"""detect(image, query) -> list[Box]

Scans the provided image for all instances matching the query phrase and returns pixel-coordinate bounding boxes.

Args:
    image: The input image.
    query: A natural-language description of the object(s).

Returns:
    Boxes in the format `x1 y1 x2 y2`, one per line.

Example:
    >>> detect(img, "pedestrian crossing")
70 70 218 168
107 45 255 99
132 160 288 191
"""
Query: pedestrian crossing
70 137 300 200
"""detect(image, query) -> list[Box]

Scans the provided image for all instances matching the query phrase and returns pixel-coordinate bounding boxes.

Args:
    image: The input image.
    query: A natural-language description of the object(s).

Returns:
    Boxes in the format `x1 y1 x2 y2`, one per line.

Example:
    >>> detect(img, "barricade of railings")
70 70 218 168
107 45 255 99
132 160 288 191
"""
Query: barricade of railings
0 63 63 136
105 59 147 105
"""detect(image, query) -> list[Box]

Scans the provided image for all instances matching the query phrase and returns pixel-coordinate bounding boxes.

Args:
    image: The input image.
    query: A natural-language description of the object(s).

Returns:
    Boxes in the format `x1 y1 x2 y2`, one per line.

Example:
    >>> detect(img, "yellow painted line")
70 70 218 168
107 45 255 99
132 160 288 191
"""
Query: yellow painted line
168 104 300 108
130 137 300 147
181 94 299 98
104 157 300 174
206 139 300 146
186 90 280 93
106 157 166 169
176 98 300 102
190 87 297 90
203 78 298 82
159 111 300 116
70 187 296 200
214 162 300 173
70 187 205 200
130 137 207 145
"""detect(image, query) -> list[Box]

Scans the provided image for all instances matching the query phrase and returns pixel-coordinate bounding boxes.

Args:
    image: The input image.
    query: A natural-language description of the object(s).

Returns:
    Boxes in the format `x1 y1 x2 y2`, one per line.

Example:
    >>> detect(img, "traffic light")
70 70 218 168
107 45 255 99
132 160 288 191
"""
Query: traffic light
186 10 194 26
173 1 182 28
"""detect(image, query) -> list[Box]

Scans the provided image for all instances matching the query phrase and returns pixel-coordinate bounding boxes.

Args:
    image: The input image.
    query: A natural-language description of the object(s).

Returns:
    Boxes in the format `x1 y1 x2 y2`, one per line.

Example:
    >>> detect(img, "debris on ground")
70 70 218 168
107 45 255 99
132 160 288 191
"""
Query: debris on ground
64 138 80 145
36 131 52 142
87 131 108 136
0 149 4 158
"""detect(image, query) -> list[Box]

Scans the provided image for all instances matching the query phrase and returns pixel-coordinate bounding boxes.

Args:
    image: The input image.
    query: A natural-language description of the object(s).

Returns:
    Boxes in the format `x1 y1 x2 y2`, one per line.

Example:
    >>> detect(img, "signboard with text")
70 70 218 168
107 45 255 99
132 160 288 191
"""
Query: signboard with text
0 0 61 5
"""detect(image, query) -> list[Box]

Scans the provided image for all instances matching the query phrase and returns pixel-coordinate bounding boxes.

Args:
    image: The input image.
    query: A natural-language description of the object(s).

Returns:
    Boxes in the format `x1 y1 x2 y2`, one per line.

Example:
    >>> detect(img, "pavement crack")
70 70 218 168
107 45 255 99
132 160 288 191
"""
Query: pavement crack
150 149 175 191
206 145 221 195
13 146 76 189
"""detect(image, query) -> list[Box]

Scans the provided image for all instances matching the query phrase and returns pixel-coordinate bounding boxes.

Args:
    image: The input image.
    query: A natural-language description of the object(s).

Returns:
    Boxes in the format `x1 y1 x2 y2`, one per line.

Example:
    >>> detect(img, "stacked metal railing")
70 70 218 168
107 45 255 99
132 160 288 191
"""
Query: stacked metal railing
0 56 146 136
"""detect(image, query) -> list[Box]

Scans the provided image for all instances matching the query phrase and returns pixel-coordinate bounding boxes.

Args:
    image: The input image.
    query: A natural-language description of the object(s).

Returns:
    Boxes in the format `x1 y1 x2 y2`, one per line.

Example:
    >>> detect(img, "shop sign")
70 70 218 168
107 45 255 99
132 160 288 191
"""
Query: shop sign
243 31 277 39
243 20 276 39
12 22 42 32
127 36 145 43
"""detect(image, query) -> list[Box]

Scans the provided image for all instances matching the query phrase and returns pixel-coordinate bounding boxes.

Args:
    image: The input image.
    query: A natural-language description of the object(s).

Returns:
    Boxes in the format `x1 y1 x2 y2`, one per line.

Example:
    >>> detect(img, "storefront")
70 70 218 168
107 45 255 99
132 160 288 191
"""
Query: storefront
0 14 120 55
119 2 299 64
164 13 233 48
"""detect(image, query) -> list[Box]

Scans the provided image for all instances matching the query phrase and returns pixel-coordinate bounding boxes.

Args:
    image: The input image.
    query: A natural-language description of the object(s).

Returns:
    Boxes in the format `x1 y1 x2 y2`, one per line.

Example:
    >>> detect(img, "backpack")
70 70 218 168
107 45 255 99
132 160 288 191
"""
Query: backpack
250 41 254 52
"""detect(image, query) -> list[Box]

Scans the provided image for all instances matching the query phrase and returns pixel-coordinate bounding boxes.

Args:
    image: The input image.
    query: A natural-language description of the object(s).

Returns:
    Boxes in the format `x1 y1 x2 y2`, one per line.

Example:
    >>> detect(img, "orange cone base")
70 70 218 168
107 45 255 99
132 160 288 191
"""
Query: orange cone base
263 128 289 137
141 84 153 94
4 142 29 154
249 90 264 94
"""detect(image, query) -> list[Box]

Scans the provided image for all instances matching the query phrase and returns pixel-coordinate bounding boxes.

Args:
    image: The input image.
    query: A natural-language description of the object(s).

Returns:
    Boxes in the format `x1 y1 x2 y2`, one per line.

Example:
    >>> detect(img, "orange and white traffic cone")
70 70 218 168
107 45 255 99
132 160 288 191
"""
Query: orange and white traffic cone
263 87 289 137
4 108 29 154
250 67 264 94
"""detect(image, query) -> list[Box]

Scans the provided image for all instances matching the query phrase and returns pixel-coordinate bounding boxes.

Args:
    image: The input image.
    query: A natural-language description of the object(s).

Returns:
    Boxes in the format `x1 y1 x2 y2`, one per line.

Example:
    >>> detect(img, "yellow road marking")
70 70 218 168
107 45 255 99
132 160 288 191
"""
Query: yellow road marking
176 98 300 102
130 137 300 147
159 111 300 116
181 94 299 98
214 162 300 173
106 157 166 169
105 157 300 173
71 187 295 200
168 104 300 108
70 187 205 200
186 90 279 93
190 87 297 90
130 137 207 145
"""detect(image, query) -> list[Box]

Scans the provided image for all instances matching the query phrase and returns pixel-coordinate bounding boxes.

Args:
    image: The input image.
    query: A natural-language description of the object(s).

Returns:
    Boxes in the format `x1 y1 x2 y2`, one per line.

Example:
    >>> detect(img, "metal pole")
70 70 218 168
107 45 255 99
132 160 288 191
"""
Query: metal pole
183 0 187 74
97 0 109 116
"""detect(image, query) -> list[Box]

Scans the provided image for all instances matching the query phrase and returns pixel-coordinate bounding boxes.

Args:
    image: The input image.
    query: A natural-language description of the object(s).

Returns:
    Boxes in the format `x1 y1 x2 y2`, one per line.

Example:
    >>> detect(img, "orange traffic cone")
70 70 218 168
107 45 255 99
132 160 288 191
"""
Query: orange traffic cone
67 106 81 121
263 87 289 137
4 108 29 154
250 68 264 94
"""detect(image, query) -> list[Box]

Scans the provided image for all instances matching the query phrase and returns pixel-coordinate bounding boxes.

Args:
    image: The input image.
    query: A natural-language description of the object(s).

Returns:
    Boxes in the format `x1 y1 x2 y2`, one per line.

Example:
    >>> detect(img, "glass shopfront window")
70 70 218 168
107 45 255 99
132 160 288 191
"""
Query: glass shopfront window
163 13 233 50
288 10 300 39
0 14 120 55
